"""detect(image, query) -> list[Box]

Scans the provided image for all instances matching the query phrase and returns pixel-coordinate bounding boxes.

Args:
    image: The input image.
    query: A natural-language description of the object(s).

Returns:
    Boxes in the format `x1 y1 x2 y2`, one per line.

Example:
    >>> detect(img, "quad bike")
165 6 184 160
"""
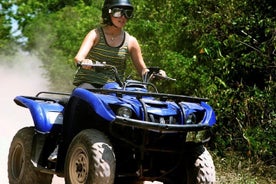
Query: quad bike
8 62 216 184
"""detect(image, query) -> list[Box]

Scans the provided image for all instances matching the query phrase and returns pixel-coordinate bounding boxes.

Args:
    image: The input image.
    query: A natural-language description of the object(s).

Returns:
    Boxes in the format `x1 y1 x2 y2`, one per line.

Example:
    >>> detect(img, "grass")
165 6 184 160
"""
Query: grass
213 151 276 184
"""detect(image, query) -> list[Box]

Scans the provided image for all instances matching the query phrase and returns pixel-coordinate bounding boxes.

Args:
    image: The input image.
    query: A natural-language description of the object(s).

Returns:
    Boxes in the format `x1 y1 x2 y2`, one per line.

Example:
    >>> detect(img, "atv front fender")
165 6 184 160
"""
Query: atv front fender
71 88 116 122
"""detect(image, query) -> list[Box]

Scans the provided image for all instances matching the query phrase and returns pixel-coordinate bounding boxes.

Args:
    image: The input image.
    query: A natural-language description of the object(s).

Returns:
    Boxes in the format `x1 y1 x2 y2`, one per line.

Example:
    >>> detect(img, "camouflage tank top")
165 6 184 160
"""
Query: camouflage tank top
73 27 130 86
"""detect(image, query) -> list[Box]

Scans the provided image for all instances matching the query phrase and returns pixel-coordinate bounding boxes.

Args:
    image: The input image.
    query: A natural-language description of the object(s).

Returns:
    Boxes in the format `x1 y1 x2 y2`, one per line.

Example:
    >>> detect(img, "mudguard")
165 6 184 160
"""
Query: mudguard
181 101 216 126
14 96 64 133
200 102 216 126
71 88 116 122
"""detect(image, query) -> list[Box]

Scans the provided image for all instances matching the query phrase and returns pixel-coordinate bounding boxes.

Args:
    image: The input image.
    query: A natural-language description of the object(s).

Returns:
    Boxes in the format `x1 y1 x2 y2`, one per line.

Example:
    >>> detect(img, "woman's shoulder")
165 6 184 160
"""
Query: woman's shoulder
85 28 101 45
85 28 97 38
88 27 100 35
124 31 133 38
127 33 139 46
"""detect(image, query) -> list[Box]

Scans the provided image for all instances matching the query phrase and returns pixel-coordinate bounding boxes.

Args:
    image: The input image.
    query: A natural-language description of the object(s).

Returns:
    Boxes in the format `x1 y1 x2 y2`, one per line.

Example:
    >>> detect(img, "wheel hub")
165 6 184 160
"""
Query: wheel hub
76 163 83 172
11 144 24 179
70 149 89 183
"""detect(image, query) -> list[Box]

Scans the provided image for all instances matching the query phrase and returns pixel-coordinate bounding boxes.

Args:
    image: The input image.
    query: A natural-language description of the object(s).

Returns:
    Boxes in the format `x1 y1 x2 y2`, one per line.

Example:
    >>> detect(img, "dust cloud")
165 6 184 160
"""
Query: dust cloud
0 52 64 183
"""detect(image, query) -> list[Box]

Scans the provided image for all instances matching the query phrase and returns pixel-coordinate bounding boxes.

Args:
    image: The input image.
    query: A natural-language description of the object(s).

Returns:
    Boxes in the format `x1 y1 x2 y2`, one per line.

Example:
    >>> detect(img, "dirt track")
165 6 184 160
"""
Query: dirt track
0 55 64 183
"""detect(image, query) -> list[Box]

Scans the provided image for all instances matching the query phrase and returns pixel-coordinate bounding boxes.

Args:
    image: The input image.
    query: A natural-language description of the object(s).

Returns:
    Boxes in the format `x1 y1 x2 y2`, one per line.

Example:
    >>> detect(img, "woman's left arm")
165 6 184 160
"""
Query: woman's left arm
128 35 148 76
128 35 166 77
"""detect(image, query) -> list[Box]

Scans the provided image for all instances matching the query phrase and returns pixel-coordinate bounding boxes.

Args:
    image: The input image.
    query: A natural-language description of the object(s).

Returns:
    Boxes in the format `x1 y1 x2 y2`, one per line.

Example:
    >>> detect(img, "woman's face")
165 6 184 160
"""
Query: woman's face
109 7 133 28
110 14 127 28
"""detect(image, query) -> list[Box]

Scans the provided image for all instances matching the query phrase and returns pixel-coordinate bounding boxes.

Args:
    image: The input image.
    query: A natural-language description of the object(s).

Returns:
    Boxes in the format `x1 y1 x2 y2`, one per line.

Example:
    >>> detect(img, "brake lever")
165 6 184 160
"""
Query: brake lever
153 74 177 81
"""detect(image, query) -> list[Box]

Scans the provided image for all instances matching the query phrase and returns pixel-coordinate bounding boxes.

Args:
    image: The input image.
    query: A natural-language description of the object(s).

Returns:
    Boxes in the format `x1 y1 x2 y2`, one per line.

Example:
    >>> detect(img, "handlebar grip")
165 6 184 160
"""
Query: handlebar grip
77 60 107 68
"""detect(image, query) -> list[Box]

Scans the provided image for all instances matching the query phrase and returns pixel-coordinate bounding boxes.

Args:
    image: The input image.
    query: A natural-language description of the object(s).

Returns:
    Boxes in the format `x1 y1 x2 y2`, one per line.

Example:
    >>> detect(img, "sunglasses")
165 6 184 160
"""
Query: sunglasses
109 8 134 19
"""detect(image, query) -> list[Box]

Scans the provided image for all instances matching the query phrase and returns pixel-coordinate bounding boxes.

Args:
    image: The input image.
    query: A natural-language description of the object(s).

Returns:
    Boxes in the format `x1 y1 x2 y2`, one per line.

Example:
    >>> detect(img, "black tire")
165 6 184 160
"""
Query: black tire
8 127 53 184
64 129 116 184
186 146 216 184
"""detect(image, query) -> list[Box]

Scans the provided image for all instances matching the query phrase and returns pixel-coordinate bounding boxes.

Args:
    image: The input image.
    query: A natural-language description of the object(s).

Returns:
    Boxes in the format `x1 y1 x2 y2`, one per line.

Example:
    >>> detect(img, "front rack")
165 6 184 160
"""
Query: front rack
89 88 208 103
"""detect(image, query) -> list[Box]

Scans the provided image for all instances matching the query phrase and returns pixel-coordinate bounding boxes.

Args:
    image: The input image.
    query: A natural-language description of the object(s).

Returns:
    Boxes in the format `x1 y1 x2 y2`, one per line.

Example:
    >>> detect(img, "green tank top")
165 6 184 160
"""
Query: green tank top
73 27 130 86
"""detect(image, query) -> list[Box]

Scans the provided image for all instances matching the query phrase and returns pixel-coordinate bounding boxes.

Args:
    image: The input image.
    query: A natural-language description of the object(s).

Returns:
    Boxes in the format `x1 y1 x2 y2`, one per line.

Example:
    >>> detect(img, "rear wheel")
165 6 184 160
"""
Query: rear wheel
8 127 53 184
64 129 116 184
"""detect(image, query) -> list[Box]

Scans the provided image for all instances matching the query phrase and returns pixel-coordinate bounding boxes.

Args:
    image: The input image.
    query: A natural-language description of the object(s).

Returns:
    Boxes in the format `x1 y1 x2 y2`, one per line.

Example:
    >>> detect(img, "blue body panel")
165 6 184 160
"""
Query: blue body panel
14 82 216 133
14 96 64 133
200 102 216 126
71 88 116 122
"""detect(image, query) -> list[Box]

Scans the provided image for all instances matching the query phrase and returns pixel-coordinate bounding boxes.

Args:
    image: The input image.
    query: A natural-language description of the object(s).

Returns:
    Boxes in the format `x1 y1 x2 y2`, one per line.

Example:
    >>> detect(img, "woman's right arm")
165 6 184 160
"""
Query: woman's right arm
74 29 98 65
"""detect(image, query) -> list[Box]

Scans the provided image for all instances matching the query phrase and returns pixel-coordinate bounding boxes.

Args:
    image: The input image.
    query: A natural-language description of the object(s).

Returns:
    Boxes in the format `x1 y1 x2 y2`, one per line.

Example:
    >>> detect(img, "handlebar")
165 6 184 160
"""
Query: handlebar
78 61 123 86
77 61 176 84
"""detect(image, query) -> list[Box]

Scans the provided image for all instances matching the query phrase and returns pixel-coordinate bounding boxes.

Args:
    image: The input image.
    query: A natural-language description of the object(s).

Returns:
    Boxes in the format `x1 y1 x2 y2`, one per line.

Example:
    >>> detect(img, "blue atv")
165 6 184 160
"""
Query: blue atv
8 62 216 184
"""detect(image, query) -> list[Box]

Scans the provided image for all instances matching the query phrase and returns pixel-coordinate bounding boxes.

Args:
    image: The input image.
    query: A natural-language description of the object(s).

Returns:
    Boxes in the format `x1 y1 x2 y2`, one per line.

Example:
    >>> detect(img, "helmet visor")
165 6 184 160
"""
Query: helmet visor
109 8 133 19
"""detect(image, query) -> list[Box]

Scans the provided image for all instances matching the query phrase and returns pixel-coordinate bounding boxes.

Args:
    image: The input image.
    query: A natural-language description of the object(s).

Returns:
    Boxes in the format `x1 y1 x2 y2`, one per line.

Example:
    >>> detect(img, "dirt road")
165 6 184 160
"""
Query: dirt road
0 55 64 183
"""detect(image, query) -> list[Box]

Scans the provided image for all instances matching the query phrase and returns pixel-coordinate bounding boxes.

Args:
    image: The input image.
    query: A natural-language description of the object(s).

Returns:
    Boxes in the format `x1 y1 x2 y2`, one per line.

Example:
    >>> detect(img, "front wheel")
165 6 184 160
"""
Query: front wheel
8 127 53 184
64 129 116 184
186 146 216 184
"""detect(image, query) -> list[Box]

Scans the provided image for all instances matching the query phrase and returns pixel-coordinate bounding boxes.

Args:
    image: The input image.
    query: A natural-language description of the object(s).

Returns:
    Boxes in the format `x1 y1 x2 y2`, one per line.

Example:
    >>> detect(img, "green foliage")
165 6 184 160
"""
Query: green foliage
210 83 275 160
1 0 275 165
0 4 16 55
17 2 102 91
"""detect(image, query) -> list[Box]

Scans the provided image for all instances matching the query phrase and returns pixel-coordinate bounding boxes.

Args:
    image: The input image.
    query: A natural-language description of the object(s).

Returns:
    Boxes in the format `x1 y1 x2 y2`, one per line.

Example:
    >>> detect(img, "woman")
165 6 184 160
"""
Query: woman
51 0 165 165
73 0 154 88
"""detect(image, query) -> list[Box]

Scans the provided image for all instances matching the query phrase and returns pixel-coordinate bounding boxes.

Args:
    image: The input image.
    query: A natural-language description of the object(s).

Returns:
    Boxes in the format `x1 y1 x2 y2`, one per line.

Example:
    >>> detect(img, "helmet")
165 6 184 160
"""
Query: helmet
103 0 133 9
102 0 133 25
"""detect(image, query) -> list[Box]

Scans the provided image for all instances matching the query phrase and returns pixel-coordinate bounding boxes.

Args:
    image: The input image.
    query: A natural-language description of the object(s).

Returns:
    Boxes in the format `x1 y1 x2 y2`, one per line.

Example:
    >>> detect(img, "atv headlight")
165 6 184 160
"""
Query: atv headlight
186 113 196 124
117 107 132 118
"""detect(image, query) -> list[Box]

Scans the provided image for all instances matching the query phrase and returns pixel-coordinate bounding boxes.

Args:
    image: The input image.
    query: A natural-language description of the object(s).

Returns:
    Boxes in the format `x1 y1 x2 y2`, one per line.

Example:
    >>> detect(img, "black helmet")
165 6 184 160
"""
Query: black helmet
105 0 133 8
102 0 134 25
